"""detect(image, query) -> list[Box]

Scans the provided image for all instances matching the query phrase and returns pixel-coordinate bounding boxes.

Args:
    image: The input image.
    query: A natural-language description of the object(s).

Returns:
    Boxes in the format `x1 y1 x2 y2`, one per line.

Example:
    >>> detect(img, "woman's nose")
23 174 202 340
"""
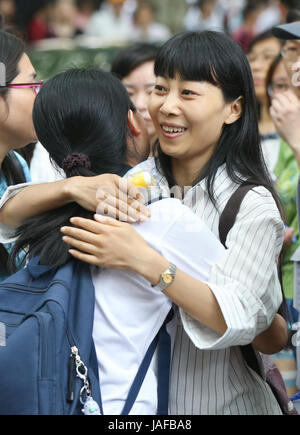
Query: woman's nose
159 93 180 117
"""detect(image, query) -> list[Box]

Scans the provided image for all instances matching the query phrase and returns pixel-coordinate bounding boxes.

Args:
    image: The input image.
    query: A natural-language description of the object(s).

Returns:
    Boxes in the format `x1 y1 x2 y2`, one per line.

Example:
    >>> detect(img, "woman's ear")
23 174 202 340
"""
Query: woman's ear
224 96 243 125
127 109 141 137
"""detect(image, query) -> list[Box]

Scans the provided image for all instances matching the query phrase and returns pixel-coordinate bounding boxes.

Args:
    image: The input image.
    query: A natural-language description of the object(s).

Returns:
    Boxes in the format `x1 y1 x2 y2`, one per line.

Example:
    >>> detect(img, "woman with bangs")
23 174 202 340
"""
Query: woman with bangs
59 31 287 415
0 31 290 414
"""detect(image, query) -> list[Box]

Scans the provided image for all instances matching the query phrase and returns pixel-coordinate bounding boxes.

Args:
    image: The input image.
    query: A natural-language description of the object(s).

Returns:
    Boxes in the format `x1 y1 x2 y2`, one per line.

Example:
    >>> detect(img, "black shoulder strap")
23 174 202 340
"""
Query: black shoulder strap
218 182 257 248
218 182 262 376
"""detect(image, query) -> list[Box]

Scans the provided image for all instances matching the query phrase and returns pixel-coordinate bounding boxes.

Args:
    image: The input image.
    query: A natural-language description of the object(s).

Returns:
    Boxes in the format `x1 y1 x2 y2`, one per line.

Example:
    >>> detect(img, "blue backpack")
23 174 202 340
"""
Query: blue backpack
0 257 171 415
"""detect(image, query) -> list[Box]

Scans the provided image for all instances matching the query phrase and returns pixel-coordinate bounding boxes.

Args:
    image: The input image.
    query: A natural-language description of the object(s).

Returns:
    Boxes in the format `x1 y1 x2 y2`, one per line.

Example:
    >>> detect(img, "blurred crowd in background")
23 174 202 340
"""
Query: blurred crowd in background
0 0 297 50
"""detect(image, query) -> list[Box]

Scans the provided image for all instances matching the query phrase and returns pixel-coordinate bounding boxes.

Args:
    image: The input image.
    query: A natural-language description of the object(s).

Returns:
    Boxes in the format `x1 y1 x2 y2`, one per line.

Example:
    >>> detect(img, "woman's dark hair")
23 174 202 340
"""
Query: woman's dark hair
153 31 282 213
11 68 146 269
111 42 159 80
153 30 287 318
247 28 282 54
247 29 283 120
0 30 27 273
265 53 284 107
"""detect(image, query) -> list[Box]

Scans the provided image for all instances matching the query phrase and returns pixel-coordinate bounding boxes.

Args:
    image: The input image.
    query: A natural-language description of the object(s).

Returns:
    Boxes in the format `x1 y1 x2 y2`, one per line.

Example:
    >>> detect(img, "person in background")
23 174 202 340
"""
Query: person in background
74 0 104 33
50 0 78 38
184 0 226 32
131 2 171 43
26 0 56 43
269 22 300 331
264 53 291 178
247 29 282 181
84 0 134 43
271 21 300 397
264 51 298 396
0 29 36 280
255 0 281 34
111 42 158 152
0 0 16 33
248 29 282 137
232 0 269 52
146 0 188 35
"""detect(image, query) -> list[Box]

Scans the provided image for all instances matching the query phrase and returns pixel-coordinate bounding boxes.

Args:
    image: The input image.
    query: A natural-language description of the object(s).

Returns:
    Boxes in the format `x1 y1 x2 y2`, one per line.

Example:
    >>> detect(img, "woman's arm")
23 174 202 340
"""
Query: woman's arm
61 214 228 335
61 215 288 352
252 314 288 354
61 187 284 350
0 175 148 227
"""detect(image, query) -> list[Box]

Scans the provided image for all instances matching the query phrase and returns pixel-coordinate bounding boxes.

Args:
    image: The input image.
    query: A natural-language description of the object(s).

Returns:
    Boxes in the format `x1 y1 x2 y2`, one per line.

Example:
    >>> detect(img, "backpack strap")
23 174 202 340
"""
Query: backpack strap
218 182 262 376
218 182 257 247
121 308 173 415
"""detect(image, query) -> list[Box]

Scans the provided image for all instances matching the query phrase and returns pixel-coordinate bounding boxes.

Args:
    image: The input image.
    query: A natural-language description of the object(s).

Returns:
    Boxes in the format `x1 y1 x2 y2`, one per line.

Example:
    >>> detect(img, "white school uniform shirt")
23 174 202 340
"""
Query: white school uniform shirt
126 158 284 415
92 198 225 414
0 191 225 414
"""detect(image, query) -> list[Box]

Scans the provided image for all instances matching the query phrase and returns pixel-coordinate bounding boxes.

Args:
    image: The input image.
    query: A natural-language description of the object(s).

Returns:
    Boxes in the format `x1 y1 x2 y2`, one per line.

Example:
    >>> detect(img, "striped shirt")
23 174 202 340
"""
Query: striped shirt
126 158 284 415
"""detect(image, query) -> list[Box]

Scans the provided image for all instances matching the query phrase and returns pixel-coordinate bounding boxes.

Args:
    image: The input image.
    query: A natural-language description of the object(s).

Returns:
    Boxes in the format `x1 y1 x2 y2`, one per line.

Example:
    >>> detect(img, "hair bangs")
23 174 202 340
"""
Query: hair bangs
154 32 219 86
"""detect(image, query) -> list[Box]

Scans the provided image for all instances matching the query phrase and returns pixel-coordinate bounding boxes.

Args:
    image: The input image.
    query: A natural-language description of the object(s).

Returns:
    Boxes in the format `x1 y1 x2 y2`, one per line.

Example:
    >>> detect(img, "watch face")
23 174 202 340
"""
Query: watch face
163 273 173 284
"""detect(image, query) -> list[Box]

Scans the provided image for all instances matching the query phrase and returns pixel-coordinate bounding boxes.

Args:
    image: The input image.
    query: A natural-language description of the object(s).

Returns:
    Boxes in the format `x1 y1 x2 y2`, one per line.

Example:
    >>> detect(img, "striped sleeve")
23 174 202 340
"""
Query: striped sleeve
179 186 284 350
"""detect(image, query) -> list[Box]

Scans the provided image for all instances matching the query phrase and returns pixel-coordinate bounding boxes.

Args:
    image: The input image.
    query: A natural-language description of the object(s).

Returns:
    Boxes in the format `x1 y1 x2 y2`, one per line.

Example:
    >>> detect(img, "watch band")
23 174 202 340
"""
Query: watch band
152 263 177 292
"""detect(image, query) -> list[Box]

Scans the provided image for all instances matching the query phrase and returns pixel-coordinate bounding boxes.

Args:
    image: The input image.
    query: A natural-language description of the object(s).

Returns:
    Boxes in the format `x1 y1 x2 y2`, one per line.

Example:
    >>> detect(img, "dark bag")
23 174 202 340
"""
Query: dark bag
0 257 172 415
218 182 298 415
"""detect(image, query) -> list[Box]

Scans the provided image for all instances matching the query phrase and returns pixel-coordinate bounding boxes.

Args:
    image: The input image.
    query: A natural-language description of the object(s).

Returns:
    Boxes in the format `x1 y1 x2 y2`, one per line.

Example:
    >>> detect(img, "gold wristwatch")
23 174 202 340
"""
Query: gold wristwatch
152 263 177 292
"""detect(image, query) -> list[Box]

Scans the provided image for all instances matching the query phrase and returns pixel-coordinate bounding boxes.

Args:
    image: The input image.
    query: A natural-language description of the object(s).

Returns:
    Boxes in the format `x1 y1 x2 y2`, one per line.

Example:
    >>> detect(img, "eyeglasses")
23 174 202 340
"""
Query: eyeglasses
0 80 44 95
281 46 300 63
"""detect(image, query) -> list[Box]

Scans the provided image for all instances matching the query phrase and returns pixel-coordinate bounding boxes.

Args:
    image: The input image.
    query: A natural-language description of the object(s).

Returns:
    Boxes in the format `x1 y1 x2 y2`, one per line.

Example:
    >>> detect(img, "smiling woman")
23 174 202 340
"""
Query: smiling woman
60 31 287 415
0 30 33 280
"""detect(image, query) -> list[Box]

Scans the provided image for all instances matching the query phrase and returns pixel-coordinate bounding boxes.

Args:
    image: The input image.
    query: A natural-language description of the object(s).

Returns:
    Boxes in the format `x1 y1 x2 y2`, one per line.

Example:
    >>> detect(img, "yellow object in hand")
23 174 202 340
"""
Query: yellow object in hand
130 172 154 188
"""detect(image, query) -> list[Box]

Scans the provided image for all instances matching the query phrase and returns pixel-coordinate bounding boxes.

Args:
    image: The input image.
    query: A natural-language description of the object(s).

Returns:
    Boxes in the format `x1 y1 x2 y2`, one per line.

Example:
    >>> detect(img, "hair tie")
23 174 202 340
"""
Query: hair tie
62 153 91 173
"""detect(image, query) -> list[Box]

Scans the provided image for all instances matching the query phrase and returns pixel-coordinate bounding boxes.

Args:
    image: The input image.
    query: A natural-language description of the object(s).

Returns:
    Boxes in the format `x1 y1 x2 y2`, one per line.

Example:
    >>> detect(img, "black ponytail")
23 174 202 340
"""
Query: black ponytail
10 68 144 270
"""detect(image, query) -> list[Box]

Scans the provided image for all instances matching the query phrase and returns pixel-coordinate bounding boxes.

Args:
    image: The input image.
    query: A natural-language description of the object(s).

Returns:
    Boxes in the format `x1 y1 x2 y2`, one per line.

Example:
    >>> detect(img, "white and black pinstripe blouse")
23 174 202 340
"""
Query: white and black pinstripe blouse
127 158 284 415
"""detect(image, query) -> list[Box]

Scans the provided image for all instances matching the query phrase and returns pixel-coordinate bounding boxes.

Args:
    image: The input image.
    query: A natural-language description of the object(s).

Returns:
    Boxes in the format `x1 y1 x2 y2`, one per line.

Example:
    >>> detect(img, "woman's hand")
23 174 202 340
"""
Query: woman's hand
61 214 157 274
66 174 151 222
0 173 150 227
283 226 295 247
270 90 300 165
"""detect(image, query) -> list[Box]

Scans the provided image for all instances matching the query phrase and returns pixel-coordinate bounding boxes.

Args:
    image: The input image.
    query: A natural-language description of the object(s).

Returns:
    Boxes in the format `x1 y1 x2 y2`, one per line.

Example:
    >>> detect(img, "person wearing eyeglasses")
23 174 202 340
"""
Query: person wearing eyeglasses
0 29 41 281
269 21 300 327
247 29 282 181
272 20 300 398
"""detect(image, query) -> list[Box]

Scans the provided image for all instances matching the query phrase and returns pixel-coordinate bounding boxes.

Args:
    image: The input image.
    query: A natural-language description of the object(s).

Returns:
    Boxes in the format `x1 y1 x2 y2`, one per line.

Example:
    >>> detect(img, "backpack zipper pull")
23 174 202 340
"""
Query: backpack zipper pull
68 346 101 414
